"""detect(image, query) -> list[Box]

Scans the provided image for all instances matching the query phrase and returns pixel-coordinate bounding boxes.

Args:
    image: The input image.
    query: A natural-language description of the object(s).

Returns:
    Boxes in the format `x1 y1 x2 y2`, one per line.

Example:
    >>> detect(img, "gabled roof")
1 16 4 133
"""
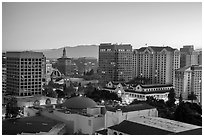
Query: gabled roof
140 84 173 88
125 89 170 94
106 103 155 112
108 120 173 135
137 46 175 53
137 47 147 52
149 46 175 52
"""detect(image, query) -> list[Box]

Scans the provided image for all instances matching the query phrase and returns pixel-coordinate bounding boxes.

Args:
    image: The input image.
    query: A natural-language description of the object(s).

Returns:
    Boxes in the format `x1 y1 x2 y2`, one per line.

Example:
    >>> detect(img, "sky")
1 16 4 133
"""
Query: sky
2 2 202 51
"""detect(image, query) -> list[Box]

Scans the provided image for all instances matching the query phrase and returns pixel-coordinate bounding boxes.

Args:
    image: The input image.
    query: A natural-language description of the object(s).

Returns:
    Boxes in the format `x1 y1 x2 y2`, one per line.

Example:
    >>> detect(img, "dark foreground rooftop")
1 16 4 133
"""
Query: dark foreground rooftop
2 116 61 135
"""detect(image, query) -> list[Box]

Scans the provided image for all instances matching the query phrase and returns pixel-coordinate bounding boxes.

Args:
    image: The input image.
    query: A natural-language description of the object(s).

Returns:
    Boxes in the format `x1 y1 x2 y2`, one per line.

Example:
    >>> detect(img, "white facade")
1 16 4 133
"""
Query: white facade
133 46 180 85
124 84 171 102
174 65 202 103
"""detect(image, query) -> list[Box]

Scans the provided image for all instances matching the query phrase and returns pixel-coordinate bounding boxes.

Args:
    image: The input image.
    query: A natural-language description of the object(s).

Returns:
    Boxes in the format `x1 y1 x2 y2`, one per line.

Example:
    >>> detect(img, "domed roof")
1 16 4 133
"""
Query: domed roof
62 96 97 109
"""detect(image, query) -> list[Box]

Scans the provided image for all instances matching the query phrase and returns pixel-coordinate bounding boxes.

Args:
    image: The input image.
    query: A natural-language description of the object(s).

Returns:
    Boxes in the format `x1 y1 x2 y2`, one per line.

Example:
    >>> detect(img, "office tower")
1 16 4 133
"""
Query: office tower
55 48 72 76
133 46 180 84
6 51 44 96
180 45 200 68
185 51 199 66
174 65 202 103
2 52 6 94
99 43 133 84
196 49 202 65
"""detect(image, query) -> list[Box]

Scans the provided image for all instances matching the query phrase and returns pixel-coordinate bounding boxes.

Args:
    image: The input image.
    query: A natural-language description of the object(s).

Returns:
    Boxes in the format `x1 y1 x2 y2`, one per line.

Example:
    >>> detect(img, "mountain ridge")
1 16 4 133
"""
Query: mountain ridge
36 45 99 59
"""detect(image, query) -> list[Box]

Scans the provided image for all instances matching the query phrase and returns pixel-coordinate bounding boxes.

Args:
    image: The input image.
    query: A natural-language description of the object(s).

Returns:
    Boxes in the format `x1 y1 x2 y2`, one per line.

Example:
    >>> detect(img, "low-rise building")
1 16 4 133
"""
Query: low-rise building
105 103 158 128
124 84 172 102
40 96 105 135
107 115 202 135
2 116 66 135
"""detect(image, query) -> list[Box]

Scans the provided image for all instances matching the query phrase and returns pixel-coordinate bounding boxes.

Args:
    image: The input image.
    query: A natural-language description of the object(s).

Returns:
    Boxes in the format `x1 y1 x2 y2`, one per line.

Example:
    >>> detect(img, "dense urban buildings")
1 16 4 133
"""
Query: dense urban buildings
133 46 180 84
6 51 45 96
174 65 202 103
2 44 202 135
55 48 72 76
99 43 133 84
71 57 98 75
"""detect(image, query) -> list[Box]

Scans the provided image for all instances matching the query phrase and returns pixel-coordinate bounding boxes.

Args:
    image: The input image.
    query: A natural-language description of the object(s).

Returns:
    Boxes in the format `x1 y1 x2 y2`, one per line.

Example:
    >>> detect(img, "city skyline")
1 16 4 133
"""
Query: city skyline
2 2 202 51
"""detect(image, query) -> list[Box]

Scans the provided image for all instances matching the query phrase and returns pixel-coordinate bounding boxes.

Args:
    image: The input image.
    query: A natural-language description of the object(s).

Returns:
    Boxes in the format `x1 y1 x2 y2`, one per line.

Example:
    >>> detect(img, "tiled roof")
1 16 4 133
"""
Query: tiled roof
137 47 147 52
106 103 155 112
149 46 175 52
137 46 175 52
141 84 173 88
125 89 170 94
103 87 116 90
108 120 173 135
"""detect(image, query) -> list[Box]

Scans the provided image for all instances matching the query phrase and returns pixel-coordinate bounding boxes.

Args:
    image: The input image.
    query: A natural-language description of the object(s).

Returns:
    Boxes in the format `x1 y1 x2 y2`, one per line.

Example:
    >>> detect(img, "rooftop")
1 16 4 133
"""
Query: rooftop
125 89 170 94
95 129 108 135
2 116 61 135
106 103 155 112
62 96 97 109
129 116 201 133
108 116 202 135
140 84 173 88
108 120 172 135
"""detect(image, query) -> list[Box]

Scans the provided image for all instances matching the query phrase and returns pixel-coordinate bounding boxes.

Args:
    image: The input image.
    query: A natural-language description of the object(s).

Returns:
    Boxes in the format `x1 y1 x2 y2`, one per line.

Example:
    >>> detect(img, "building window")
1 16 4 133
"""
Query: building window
88 120 91 126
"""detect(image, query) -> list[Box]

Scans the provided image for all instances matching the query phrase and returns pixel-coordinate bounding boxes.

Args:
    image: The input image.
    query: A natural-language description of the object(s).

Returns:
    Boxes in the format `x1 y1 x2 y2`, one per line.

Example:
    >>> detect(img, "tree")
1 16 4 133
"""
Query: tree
6 97 20 118
179 93 183 104
55 89 65 98
45 98 51 105
188 92 197 103
166 88 176 108
174 102 202 126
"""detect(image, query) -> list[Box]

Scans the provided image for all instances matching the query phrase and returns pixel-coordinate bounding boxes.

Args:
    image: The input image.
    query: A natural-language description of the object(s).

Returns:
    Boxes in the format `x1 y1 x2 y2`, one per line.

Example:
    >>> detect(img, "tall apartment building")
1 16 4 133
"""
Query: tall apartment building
6 51 45 96
174 65 202 103
99 43 133 84
133 46 180 84
55 48 72 76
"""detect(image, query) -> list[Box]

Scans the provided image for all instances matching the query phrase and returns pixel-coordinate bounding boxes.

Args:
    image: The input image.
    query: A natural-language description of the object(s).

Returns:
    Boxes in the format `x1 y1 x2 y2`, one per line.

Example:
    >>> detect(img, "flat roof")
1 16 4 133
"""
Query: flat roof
108 120 172 135
106 103 156 112
129 116 201 133
2 116 61 135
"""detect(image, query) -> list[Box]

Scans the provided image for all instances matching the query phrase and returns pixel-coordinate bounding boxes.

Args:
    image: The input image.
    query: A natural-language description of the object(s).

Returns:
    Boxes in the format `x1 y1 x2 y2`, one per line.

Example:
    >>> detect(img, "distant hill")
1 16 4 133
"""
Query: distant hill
36 45 99 59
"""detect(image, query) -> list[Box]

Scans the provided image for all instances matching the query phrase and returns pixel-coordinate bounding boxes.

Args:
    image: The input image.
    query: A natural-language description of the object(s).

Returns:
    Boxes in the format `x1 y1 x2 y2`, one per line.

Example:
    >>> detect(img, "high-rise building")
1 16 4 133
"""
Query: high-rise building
6 51 45 96
99 43 133 84
55 48 72 76
133 46 180 84
2 52 6 94
180 45 200 68
174 65 202 103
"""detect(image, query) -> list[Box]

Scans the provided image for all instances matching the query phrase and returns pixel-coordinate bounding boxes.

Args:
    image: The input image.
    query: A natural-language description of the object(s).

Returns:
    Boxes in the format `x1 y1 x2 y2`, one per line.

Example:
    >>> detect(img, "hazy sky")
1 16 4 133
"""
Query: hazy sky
2 2 202 51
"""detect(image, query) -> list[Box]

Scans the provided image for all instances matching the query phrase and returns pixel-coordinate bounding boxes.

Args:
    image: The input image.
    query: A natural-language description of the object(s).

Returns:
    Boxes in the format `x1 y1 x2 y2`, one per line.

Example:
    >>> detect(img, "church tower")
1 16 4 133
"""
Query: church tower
62 48 67 58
